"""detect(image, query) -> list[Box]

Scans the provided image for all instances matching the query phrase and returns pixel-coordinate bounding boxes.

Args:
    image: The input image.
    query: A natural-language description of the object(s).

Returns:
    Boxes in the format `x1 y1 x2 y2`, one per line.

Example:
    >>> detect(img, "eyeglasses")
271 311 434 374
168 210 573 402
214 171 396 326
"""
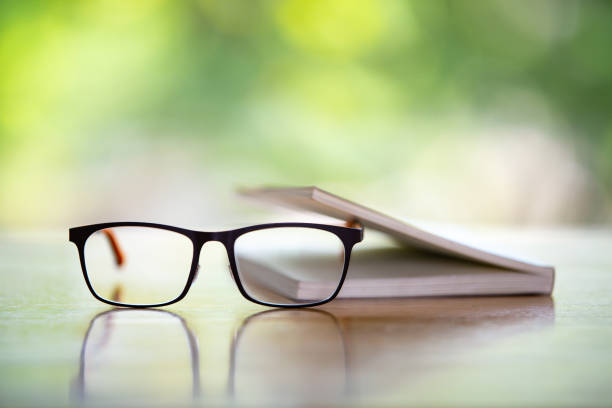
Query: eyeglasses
69 222 363 308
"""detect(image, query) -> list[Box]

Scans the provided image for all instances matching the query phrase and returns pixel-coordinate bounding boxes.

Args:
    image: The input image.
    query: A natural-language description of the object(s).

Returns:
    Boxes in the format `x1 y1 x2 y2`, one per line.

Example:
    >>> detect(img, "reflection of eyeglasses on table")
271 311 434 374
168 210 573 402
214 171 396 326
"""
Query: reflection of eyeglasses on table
69 222 363 308
73 308 348 404
73 309 201 402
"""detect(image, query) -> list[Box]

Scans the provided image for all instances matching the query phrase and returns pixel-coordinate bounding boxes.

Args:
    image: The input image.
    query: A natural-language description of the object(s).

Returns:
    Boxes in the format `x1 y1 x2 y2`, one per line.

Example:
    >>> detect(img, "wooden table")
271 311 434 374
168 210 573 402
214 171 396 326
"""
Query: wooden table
0 228 611 407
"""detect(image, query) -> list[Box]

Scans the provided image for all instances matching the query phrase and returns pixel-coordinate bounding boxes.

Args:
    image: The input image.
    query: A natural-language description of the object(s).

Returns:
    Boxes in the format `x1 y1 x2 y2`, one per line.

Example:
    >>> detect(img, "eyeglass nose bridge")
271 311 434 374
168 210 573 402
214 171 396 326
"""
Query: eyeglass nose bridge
194 230 233 247
190 233 236 286
191 231 236 271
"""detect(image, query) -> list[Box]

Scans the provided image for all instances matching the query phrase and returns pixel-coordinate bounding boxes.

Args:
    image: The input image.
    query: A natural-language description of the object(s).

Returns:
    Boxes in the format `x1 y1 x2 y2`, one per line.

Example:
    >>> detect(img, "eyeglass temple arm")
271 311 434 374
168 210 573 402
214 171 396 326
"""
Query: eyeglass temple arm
102 229 125 266
344 218 363 229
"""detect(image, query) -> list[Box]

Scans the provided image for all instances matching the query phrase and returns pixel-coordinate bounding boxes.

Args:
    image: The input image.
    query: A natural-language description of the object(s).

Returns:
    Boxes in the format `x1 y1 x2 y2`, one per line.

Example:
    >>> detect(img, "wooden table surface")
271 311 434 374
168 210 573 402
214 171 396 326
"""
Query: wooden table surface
0 227 611 407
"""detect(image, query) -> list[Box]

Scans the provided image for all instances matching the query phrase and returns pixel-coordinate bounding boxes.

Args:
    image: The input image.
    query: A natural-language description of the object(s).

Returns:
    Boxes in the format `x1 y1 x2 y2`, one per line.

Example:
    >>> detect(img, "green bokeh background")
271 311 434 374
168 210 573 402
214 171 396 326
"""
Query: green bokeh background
1 0 611 227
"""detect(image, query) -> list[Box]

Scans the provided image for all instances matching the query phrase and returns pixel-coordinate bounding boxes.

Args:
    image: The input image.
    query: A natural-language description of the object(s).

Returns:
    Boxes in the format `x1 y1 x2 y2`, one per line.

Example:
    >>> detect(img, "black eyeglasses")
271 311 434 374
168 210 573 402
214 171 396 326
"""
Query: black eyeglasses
69 222 363 308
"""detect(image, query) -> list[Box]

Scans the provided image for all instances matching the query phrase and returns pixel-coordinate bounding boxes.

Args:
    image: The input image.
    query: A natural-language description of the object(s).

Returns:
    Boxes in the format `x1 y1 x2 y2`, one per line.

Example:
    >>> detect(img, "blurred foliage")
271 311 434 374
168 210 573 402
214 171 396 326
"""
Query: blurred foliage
0 0 611 226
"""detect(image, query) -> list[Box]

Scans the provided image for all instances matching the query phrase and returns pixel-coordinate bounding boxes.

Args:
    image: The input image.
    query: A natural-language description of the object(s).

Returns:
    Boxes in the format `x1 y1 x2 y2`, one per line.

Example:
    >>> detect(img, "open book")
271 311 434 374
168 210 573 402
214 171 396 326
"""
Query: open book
240 186 555 299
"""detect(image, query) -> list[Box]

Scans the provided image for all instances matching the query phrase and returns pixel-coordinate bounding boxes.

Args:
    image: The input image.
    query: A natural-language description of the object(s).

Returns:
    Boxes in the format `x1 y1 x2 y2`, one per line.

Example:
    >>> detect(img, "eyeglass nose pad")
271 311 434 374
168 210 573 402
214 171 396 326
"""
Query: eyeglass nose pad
193 264 201 283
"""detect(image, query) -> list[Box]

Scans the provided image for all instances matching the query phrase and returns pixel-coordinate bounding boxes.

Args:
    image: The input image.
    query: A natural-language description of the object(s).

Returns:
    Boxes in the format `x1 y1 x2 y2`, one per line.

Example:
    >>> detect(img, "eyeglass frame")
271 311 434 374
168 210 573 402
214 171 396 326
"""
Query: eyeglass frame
69 221 364 308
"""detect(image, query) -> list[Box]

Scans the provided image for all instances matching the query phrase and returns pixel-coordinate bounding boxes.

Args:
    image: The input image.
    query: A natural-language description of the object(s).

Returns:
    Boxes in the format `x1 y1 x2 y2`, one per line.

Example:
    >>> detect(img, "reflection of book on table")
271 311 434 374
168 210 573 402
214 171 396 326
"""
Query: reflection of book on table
240 186 555 298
